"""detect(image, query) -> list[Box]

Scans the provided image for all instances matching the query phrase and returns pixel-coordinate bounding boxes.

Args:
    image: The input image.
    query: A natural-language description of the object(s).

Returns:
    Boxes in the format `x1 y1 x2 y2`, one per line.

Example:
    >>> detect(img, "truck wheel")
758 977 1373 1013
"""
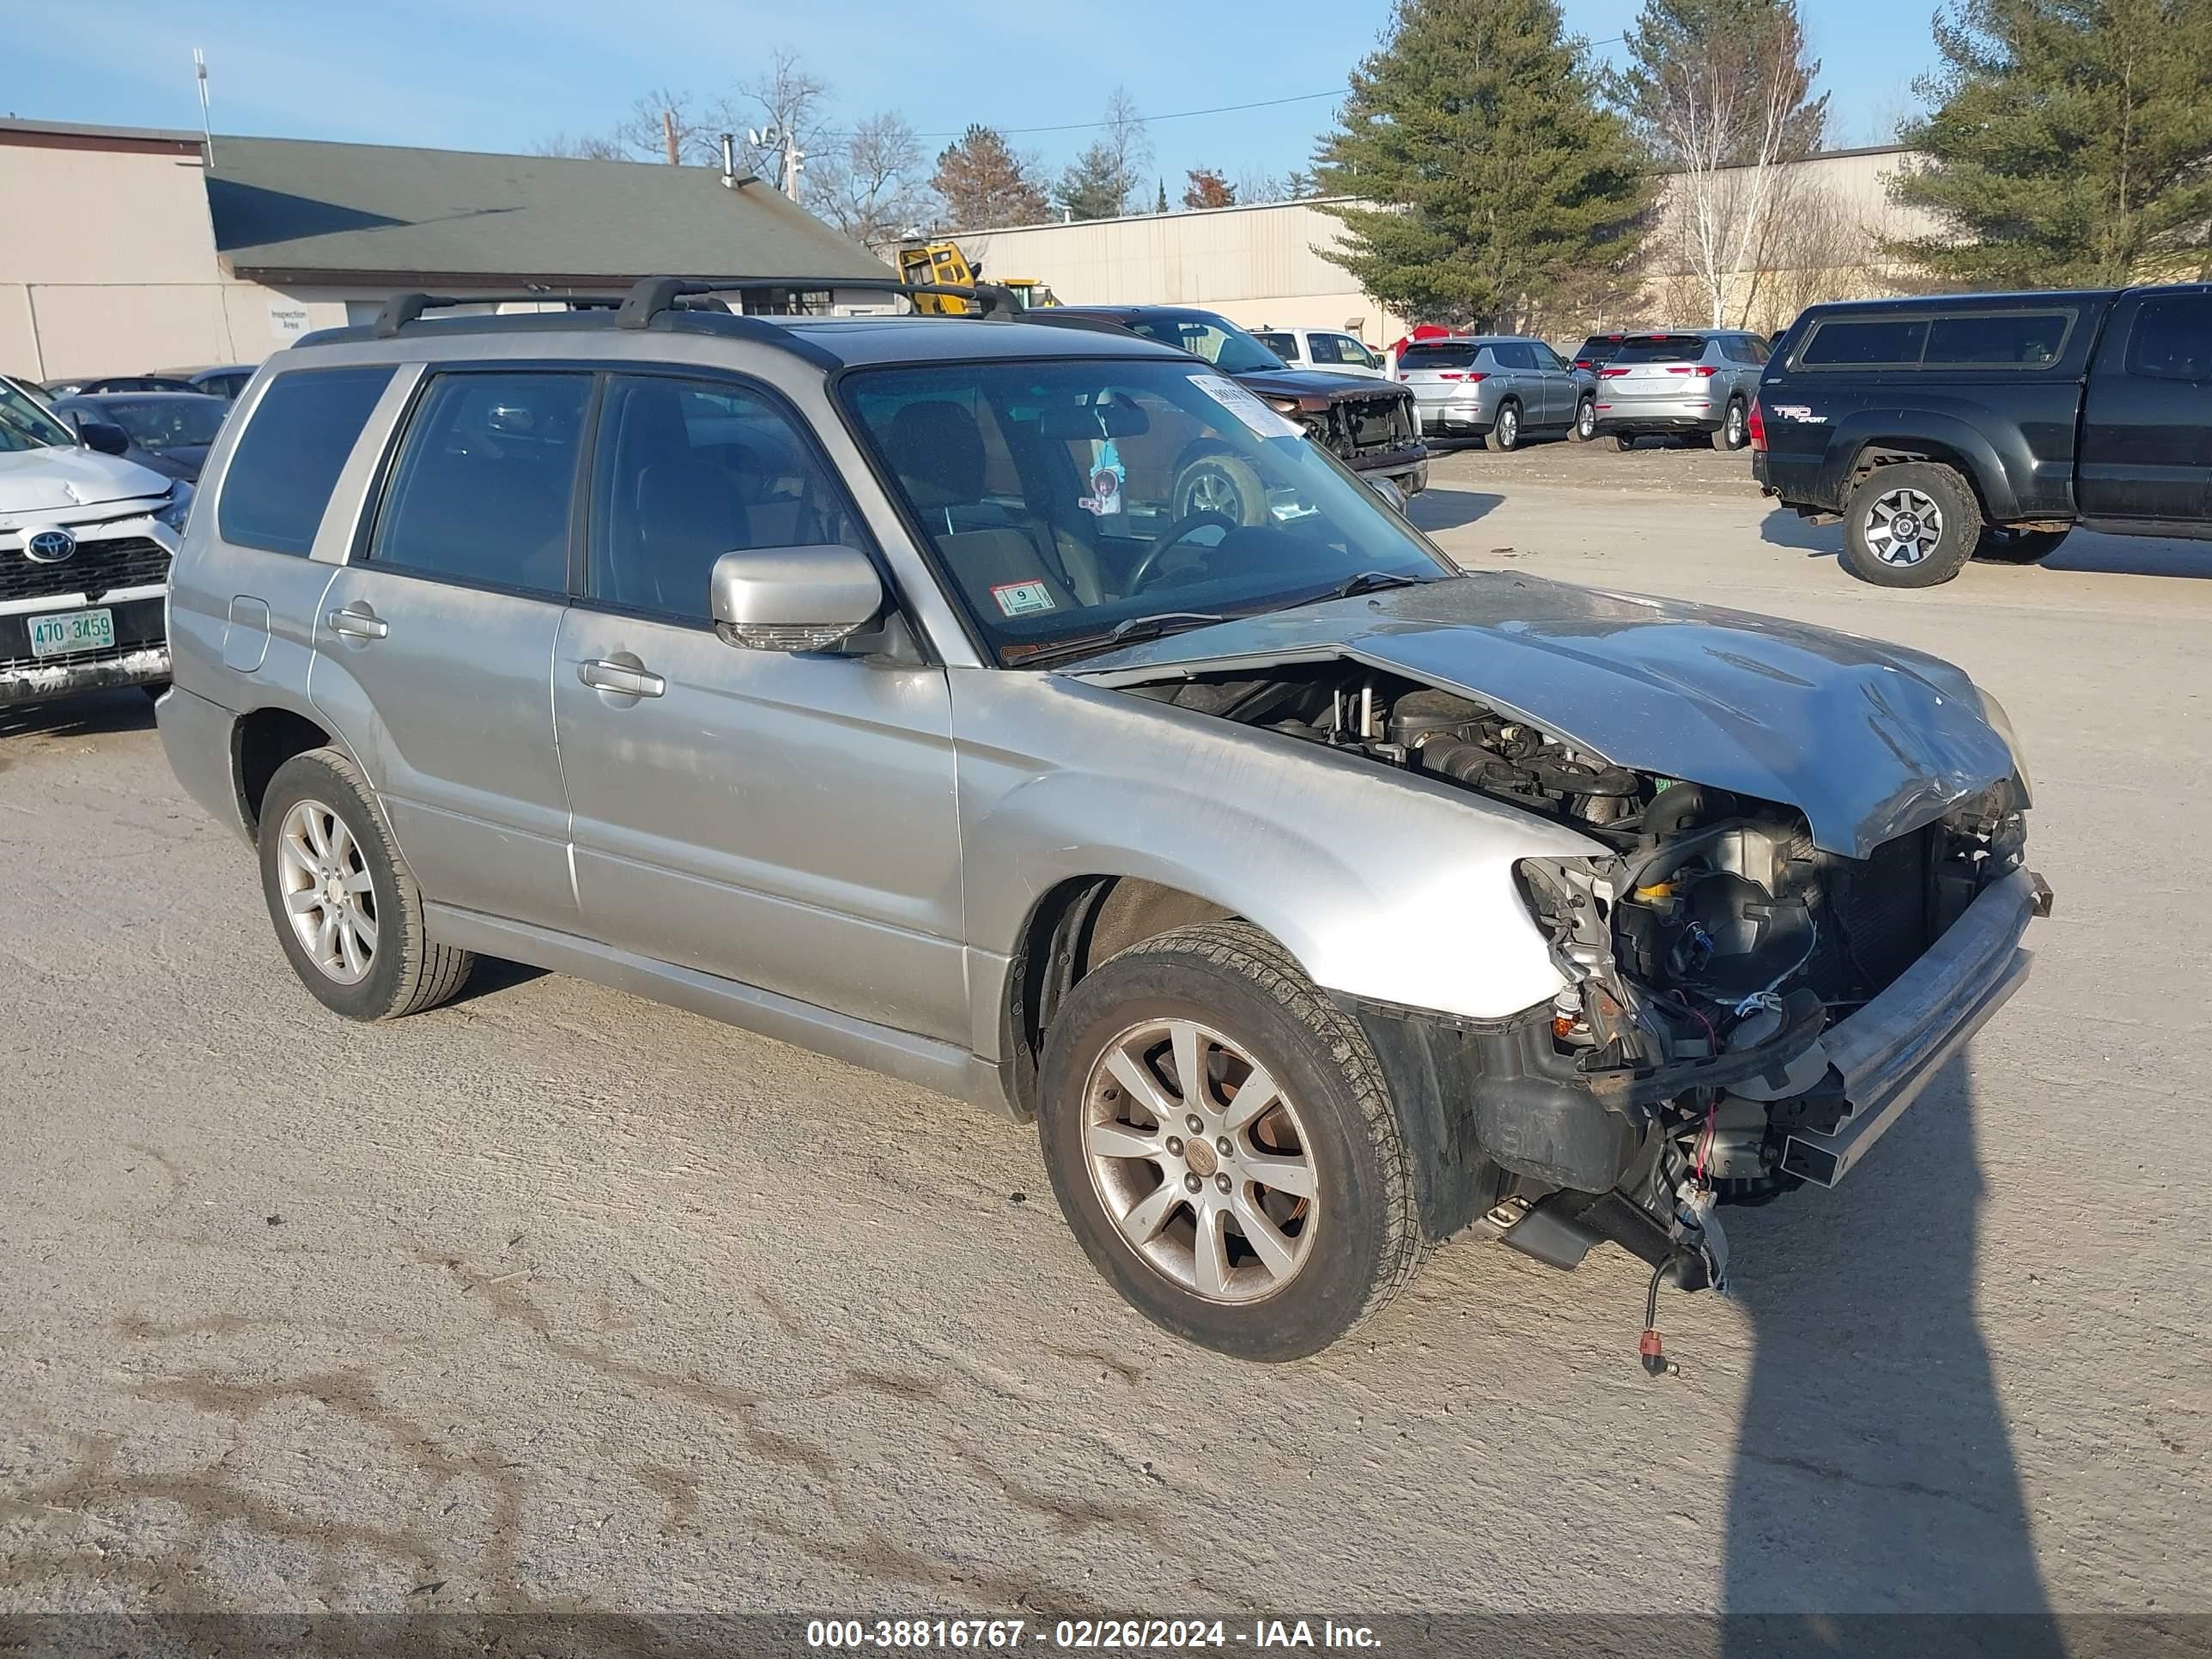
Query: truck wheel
1171 451 1270 527
1491 400 1522 452
1721 398 1749 451
257 747 475 1021
1974 526 2069 563
1840 463 1982 588
1573 398 1597 442
1036 922 1424 1362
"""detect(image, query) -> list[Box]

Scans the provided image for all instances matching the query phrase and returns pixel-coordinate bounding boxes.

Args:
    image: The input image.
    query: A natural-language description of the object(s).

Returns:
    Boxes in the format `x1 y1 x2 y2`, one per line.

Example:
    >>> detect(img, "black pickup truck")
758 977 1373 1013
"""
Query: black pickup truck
1753 284 2212 586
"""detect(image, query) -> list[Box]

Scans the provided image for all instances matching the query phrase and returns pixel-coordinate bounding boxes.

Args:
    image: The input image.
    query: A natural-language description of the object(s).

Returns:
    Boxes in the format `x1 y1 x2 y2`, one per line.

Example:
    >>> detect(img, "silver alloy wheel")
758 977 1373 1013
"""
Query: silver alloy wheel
275 799 378 985
1182 465 1241 517
1498 404 1518 447
1726 402 1746 446
1577 400 1595 440
1081 1018 1319 1304
1864 486 1944 566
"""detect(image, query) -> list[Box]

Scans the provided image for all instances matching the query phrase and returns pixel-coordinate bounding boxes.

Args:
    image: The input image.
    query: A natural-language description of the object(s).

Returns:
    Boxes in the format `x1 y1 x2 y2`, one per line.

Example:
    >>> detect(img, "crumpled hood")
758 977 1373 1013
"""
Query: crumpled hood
0 445 172 514
1233 365 1408 406
1066 571 2026 858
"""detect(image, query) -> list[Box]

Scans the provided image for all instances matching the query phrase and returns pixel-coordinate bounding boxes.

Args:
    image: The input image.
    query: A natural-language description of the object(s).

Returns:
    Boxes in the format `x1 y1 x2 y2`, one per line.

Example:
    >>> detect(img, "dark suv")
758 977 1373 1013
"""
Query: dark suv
1049 306 1427 506
1755 284 2212 586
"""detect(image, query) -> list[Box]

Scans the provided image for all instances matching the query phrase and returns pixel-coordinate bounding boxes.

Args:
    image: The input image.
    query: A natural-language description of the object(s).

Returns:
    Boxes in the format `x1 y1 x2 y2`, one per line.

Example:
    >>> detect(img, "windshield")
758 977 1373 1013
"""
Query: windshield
0 379 73 453
1120 314 1287 375
842 358 1449 666
93 396 228 451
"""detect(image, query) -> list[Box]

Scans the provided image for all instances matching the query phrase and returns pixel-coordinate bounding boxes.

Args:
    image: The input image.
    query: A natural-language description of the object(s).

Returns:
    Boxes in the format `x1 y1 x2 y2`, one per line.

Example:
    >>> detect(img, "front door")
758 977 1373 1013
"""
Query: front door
2080 289 2212 523
550 371 968 1042
309 367 590 928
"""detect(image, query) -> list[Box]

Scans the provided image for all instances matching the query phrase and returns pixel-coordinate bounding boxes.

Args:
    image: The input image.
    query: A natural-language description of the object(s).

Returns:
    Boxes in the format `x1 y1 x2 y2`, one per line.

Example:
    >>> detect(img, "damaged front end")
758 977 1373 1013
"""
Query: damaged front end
1114 655 2049 1302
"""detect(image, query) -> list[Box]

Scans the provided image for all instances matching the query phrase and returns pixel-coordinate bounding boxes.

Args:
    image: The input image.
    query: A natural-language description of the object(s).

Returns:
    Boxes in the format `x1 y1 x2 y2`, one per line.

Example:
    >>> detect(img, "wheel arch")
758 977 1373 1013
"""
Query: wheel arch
1832 413 2025 521
232 704 337 842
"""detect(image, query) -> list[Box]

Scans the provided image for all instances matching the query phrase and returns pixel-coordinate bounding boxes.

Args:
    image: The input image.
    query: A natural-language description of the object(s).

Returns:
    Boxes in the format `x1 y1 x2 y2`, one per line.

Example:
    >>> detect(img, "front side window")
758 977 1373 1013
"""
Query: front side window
1530 342 1571 372
843 359 1449 666
0 378 73 453
371 371 590 592
2126 295 2212 382
589 374 860 621
218 366 394 556
1309 334 1343 364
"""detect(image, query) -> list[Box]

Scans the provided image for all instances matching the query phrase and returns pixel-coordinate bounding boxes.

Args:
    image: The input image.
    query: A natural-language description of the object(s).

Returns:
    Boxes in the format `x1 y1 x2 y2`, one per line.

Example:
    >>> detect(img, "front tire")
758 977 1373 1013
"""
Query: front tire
1492 400 1522 452
1974 526 2069 563
257 747 475 1020
1840 462 1982 588
1037 922 1423 1362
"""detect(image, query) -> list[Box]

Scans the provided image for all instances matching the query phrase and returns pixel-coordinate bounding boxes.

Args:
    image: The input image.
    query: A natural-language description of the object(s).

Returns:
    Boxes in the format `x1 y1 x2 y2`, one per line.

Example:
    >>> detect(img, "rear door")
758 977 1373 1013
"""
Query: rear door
2080 289 2212 523
309 367 586 927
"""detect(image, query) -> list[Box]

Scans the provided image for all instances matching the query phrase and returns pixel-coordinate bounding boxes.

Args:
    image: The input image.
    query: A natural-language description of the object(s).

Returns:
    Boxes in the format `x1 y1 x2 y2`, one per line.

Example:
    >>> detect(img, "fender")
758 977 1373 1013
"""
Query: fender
951 670 1595 1060
1814 404 2063 522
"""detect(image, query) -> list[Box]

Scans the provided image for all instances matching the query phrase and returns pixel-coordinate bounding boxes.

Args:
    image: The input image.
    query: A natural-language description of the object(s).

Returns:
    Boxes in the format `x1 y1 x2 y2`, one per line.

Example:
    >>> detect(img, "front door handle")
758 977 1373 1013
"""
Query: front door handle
326 604 387 640
578 658 665 698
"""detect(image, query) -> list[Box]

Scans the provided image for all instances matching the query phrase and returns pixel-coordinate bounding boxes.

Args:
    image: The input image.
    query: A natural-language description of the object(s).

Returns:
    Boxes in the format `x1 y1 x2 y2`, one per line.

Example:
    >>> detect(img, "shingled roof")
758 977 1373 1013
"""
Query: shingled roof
204 134 889 286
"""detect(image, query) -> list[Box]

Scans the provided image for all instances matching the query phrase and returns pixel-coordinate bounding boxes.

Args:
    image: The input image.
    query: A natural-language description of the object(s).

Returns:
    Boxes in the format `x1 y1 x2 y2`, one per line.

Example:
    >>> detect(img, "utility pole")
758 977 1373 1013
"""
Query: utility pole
662 106 679 166
192 48 214 168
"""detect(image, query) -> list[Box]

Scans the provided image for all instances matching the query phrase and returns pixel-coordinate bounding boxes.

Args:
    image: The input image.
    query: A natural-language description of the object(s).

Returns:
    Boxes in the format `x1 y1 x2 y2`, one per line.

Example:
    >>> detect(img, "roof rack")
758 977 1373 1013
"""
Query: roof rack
614 274 1024 328
371 291 627 338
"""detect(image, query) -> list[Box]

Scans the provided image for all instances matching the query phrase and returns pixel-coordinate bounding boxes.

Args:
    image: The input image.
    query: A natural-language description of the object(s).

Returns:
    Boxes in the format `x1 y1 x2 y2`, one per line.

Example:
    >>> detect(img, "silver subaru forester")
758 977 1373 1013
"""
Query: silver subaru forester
157 278 2049 1360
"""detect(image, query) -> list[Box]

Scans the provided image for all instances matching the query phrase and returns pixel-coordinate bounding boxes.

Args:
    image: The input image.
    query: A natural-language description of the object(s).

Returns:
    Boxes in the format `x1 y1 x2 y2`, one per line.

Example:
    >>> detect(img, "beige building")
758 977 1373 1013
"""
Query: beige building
953 147 1940 343
0 117 891 380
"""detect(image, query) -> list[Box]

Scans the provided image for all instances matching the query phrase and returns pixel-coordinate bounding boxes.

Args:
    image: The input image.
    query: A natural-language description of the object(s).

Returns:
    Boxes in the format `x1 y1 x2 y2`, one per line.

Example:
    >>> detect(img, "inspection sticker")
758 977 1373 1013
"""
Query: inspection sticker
991 580 1058 617
1188 373 1302 439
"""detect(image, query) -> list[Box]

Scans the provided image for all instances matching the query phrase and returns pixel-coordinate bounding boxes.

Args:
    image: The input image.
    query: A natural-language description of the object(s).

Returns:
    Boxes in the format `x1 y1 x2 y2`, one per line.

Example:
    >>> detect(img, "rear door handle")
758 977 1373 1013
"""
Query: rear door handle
578 658 665 698
326 604 387 640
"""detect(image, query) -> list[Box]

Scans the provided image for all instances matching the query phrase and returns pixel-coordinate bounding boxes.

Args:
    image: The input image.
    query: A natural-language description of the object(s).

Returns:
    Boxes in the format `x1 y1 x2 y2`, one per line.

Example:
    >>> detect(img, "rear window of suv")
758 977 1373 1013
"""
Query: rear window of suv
1798 311 2074 368
1611 336 1709 364
218 367 393 556
1399 343 1480 370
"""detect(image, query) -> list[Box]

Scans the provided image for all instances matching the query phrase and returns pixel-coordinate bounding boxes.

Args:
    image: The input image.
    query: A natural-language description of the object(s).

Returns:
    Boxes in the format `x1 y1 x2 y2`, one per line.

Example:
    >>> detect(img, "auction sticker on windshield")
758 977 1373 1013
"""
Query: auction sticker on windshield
28 607 114 659
1189 374 1301 440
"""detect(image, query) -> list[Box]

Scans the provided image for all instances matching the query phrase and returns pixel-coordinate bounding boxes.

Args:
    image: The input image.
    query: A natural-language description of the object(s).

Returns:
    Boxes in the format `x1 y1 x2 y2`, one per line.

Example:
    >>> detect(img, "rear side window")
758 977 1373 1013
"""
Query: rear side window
1613 336 1709 365
1719 336 1769 365
2126 294 2212 382
1923 312 2072 366
370 371 591 593
1799 317 1929 367
1400 343 1480 370
217 367 393 556
1491 341 1536 370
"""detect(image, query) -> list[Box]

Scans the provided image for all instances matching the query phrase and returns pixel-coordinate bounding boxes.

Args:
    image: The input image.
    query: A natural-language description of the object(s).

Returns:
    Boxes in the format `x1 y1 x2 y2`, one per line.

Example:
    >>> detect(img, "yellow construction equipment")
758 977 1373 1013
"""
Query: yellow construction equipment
897 240 1060 314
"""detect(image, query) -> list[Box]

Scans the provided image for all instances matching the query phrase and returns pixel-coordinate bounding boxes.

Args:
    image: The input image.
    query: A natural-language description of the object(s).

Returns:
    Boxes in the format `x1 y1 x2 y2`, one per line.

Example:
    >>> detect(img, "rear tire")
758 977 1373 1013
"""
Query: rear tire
1037 922 1424 1362
1973 526 2069 563
1492 400 1522 452
1840 462 1981 588
257 747 475 1021
1721 398 1749 451
1573 398 1596 442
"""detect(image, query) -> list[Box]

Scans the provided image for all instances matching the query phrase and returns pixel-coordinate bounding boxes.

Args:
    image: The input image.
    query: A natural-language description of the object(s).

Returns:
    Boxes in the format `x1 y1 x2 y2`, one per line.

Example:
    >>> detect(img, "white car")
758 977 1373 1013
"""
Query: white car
1252 327 1391 380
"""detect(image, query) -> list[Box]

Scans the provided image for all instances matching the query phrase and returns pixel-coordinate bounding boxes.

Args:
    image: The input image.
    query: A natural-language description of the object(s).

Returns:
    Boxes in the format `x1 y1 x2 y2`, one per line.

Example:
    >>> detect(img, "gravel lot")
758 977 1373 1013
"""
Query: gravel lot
3 450 2208 1628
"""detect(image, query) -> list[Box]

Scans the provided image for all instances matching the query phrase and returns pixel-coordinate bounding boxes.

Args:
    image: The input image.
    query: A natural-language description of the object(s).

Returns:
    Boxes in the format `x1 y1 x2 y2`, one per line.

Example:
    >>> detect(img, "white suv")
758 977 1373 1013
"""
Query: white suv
1252 327 1391 380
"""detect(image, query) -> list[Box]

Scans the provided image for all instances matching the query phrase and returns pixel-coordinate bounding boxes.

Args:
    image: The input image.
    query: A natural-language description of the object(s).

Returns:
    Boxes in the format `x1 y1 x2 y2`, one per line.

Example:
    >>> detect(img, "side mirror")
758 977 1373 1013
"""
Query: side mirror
711 544 884 652
76 418 131 457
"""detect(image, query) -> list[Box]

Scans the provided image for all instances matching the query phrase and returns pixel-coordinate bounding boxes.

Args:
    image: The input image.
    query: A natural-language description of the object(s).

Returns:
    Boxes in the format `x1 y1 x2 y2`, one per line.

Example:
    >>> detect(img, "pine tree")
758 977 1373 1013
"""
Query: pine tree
1157 178 1170 213
1057 139 1133 220
1315 0 1655 330
931 125 1050 228
1891 0 2212 285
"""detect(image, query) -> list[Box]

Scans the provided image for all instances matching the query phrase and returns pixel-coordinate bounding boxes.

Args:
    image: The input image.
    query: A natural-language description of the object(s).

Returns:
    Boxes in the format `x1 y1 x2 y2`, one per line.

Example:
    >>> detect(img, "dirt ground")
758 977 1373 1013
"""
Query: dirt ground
3 457 2208 1629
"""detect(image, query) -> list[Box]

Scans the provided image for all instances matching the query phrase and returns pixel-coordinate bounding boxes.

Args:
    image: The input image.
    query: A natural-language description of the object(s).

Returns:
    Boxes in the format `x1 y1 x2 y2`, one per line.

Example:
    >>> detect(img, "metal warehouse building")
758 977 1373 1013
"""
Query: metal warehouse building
0 117 890 379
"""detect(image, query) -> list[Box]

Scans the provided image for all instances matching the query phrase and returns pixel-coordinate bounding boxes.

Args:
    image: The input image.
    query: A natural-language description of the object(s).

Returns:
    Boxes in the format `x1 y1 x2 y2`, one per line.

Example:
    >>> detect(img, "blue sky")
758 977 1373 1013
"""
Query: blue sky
12 0 1930 198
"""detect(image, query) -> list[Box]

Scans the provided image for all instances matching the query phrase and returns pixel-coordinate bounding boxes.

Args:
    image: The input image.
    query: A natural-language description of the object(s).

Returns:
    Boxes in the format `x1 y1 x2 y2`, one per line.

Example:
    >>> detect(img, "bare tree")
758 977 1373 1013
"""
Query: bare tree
608 87 726 165
1102 87 1152 203
1654 15 1822 327
1739 172 1871 336
732 47 831 197
812 112 936 249
530 131 627 161
1235 167 1285 204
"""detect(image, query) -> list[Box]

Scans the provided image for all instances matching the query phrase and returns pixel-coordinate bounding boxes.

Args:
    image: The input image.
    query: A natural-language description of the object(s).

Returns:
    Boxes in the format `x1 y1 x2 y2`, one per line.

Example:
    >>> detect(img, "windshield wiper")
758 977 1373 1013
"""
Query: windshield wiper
1006 611 1229 668
1298 569 1426 605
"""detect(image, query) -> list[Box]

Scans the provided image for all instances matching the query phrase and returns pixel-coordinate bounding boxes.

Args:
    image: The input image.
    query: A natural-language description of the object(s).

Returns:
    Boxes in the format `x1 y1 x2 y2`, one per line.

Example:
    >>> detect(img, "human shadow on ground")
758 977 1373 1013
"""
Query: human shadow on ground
1759 507 2212 580
1407 487 1504 534
1721 1054 2063 1655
